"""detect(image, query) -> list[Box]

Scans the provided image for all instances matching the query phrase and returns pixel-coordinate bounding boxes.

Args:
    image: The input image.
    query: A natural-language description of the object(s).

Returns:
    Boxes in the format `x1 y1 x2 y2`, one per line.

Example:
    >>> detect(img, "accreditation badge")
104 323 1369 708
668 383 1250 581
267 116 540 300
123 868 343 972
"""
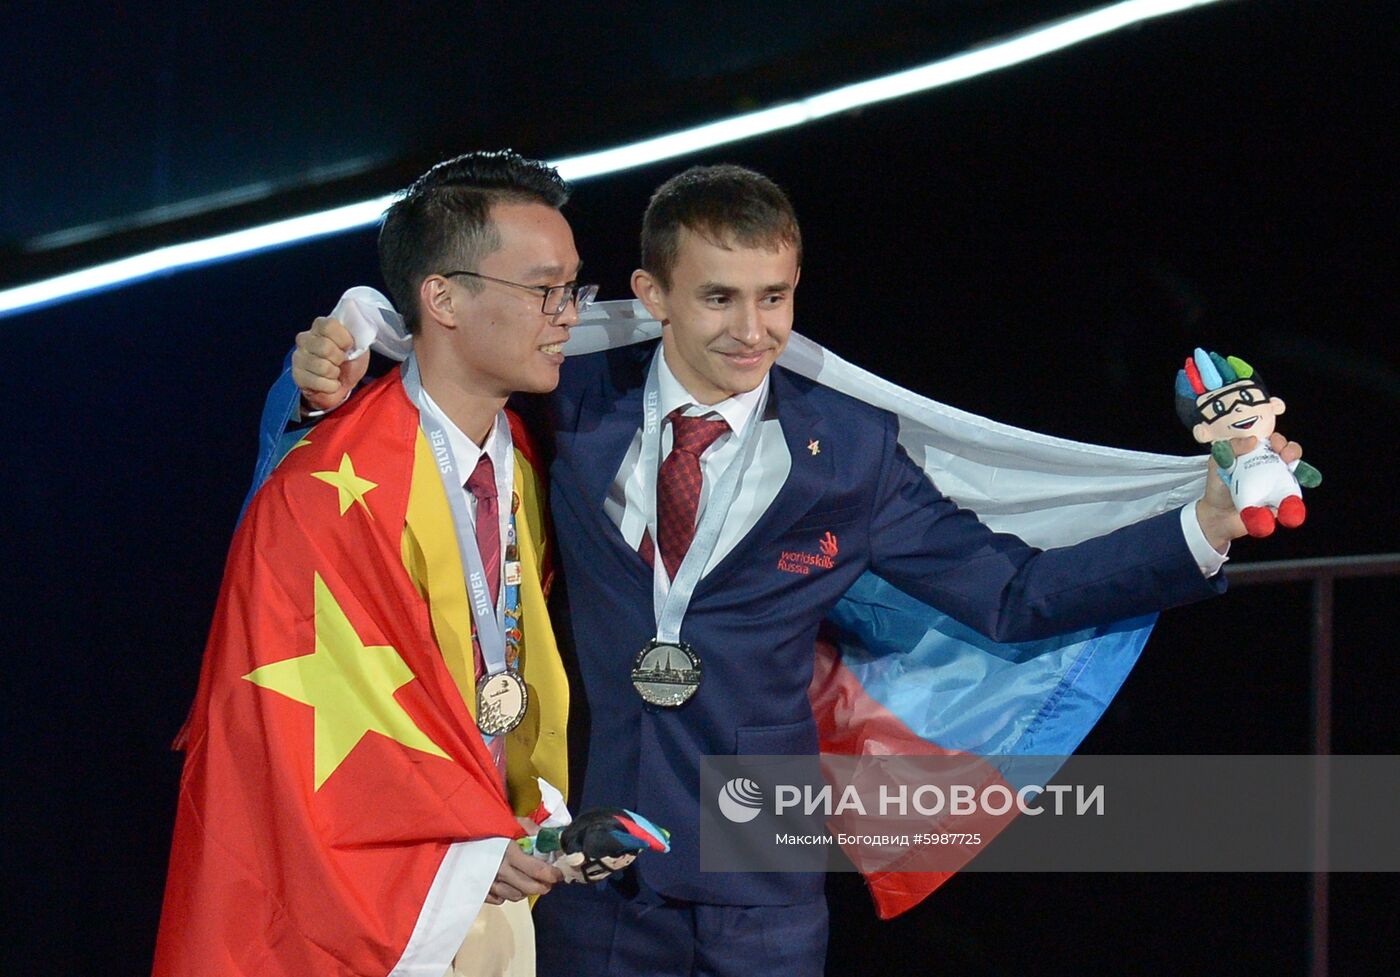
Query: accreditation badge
631 639 702 707
477 671 528 736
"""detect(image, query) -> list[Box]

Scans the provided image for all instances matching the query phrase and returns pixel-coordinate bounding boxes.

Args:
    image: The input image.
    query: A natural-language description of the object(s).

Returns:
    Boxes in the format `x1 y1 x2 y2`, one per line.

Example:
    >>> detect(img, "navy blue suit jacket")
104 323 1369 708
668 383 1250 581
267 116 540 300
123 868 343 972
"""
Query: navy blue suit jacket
548 342 1223 905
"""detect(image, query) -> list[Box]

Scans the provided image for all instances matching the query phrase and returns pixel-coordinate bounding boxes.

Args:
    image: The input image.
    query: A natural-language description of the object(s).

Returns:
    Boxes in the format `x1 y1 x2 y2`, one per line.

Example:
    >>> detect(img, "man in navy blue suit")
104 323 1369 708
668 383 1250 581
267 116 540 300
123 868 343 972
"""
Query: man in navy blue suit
293 160 1298 977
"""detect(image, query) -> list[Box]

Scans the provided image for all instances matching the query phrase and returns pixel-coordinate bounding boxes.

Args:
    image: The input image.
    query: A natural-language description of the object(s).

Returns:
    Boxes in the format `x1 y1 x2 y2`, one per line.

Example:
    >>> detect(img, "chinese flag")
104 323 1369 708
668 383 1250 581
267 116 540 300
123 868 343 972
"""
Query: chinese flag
154 377 521 976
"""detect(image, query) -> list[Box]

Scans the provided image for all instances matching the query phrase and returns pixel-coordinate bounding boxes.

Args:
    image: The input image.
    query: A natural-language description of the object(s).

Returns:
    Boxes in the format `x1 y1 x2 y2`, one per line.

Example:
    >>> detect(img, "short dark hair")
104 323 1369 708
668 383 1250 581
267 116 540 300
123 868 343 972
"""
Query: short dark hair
639 164 802 290
378 150 570 333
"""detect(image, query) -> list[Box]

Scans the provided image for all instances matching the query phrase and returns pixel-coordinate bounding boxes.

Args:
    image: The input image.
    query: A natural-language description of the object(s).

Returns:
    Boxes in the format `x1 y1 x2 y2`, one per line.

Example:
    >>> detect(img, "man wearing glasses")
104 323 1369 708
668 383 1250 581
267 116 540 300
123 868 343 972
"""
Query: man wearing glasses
155 151 598 977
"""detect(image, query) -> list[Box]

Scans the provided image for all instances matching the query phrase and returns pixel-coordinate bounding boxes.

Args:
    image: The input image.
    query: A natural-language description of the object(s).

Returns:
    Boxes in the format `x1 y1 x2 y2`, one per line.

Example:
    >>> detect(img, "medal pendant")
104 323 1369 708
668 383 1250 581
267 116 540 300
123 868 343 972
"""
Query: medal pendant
631 639 702 707
477 671 528 736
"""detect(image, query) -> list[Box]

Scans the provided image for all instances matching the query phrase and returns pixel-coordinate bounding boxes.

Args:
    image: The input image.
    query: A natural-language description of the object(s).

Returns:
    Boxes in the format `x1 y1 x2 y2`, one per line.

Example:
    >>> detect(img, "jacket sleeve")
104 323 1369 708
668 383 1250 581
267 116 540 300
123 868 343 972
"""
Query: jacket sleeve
865 411 1224 643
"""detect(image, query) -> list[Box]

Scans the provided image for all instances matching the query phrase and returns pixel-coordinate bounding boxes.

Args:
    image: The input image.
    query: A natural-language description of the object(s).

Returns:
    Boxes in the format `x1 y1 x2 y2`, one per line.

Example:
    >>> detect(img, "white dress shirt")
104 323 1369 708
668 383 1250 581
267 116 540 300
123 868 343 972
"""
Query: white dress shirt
417 389 514 613
606 348 791 591
1180 502 1230 576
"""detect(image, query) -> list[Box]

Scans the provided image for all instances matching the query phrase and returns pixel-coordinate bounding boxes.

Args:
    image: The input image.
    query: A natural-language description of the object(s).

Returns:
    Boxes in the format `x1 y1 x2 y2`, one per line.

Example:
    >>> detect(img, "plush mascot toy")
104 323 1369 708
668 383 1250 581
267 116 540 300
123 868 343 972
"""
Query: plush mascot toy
519 808 671 883
1175 347 1322 537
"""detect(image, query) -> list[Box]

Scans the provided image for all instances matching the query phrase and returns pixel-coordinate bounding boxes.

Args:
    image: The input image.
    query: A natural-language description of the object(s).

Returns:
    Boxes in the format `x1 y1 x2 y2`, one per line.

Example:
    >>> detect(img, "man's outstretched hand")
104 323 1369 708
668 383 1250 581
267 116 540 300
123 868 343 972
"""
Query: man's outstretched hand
1195 432 1304 552
292 317 369 413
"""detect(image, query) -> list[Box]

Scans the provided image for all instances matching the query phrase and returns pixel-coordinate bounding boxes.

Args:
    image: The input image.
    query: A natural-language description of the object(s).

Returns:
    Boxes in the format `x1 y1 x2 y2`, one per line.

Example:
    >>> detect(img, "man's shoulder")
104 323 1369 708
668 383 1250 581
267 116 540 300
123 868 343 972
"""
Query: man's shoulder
559 341 654 384
256 371 419 514
770 362 897 432
310 370 415 446
552 341 655 414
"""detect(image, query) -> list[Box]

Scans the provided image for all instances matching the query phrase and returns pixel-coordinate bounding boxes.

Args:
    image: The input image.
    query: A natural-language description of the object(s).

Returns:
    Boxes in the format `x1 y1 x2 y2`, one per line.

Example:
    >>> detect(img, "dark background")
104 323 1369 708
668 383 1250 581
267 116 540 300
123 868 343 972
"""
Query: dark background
3 1 1396 974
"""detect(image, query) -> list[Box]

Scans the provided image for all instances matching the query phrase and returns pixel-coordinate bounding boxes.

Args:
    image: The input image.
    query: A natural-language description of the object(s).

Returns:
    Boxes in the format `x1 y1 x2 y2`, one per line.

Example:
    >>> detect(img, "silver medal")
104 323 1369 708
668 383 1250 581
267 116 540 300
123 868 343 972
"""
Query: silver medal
477 671 528 736
631 639 702 707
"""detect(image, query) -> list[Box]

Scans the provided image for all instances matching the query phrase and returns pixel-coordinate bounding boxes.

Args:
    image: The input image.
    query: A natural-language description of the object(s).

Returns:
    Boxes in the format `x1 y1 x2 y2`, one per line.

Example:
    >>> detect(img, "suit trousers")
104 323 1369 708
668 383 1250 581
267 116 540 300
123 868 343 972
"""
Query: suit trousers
534 876 828 977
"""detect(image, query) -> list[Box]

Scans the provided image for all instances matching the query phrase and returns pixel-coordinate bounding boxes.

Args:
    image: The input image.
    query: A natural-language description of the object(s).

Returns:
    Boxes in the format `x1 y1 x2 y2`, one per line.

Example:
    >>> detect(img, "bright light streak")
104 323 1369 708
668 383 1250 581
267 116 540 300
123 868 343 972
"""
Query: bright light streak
0 198 396 317
0 0 1224 318
559 0 1224 176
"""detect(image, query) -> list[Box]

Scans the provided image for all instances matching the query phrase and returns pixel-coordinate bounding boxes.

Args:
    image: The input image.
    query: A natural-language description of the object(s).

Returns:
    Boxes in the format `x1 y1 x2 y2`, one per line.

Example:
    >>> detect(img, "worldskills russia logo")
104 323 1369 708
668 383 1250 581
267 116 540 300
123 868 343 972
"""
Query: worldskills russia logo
717 778 765 823
777 531 839 576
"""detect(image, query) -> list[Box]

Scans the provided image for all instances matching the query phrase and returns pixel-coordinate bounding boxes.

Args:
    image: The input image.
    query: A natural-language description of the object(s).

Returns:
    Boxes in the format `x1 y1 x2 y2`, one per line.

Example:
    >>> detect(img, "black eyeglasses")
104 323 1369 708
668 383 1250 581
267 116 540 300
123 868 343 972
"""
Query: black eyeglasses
1198 383 1266 419
443 270 598 316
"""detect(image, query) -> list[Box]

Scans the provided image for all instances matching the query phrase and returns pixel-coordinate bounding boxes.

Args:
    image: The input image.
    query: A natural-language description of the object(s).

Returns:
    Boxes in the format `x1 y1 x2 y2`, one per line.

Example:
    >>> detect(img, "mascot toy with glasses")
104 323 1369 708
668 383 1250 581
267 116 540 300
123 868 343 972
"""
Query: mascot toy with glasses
1175 347 1322 538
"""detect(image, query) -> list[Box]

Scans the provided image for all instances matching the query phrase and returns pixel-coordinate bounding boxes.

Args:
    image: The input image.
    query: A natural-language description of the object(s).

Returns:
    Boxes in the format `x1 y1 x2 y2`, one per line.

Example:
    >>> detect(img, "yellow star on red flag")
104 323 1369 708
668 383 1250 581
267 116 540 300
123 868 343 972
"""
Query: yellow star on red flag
244 573 450 790
311 453 378 517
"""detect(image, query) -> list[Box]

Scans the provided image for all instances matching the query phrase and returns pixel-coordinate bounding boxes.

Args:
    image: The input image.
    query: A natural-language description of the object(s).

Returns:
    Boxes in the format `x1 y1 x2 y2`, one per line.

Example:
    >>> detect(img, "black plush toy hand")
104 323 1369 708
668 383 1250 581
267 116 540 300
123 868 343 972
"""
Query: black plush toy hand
524 807 671 884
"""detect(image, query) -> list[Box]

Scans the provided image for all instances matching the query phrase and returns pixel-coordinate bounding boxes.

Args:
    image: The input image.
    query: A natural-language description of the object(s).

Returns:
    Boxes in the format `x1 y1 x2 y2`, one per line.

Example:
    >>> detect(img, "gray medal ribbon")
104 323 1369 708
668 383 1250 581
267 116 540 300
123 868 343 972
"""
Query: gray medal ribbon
643 350 768 644
402 355 512 678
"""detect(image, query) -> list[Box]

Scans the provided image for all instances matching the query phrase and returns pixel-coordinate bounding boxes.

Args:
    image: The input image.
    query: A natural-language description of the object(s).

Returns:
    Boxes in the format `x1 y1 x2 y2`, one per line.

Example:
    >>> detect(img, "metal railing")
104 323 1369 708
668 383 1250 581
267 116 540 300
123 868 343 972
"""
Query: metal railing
1224 553 1400 977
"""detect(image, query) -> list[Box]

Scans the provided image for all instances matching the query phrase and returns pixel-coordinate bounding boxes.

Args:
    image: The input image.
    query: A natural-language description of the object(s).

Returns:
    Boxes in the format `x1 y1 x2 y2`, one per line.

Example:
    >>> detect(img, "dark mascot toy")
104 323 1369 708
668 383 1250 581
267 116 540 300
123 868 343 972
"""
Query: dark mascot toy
521 808 671 883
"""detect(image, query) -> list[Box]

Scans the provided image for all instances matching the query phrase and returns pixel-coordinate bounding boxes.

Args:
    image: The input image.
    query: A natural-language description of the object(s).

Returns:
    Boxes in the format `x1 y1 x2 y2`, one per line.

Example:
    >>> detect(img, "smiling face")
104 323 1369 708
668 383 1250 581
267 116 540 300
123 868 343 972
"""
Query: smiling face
631 227 799 405
1192 379 1287 443
420 200 581 399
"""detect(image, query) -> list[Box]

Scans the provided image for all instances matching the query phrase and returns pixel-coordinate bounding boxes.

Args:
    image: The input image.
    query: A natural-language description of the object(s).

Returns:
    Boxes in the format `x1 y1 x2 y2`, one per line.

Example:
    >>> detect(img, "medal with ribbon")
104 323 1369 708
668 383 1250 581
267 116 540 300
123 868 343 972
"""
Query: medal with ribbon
631 350 768 707
403 355 528 736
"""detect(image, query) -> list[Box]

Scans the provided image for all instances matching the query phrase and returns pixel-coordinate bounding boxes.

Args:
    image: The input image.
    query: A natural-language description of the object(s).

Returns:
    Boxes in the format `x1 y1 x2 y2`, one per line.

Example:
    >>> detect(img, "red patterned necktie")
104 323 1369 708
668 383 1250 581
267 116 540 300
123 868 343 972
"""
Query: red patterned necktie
464 453 500 682
652 409 730 580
